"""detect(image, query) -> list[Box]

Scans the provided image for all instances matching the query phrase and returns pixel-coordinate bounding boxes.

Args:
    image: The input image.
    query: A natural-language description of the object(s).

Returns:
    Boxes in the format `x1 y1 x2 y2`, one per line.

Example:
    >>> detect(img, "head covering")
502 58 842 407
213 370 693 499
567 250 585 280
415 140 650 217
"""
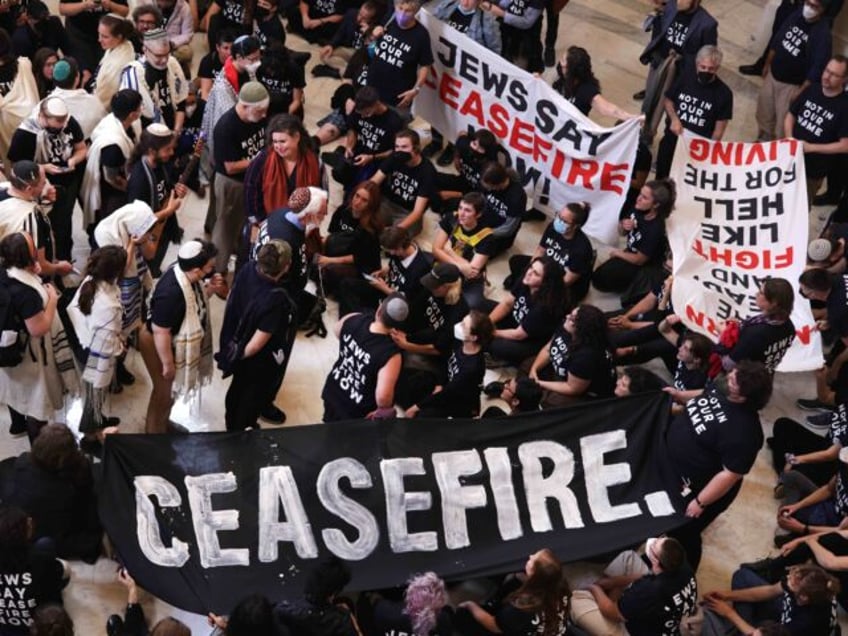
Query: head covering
143 27 170 49
123 200 157 238
238 81 269 105
12 161 40 184
257 239 292 277
808 238 832 262
421 263 461 291
380 292 409 329
287 187 327 217
178 240 211 271
52 60 72 82
42 96 69 119
147 122 172 138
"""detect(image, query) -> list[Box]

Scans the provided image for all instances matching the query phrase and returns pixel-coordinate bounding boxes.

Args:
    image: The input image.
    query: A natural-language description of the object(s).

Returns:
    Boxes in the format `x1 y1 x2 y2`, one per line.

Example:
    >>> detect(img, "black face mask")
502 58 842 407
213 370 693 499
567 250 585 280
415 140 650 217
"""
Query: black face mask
392 150 413 164
45 126 63 135
255 6 269 18
697 71 715 84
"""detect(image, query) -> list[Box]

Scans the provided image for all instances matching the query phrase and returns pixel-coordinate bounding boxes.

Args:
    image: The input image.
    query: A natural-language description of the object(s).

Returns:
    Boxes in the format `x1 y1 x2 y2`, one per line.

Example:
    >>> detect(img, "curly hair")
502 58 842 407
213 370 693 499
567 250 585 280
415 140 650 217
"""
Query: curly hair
30 605 74 636
403 572 448 636
571 304 608 350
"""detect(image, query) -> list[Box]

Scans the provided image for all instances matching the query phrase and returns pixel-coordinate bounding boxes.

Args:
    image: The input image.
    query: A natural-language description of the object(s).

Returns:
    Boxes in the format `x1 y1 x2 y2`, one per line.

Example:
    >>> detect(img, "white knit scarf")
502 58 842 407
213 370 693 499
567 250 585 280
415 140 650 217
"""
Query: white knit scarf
171 266 213 398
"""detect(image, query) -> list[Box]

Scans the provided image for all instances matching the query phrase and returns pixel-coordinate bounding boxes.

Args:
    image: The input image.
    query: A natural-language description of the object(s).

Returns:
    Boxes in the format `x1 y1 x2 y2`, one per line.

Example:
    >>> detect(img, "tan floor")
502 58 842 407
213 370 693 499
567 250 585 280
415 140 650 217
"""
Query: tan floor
3 0 846 632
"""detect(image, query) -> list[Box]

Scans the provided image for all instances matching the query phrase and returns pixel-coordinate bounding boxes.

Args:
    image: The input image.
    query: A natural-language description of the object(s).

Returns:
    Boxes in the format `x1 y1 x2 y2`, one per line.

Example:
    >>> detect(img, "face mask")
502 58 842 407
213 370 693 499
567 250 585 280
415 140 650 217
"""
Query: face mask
45 126 63 135
393 150 412 164
645 537 658 562
244 60 261 74
395 10 414 27
457 4 476 14
696 71 715 84
367 41 377 59
453 322 465 341
553 217 569 234
185 103 197 118
255 6 269 18
802 4 818 20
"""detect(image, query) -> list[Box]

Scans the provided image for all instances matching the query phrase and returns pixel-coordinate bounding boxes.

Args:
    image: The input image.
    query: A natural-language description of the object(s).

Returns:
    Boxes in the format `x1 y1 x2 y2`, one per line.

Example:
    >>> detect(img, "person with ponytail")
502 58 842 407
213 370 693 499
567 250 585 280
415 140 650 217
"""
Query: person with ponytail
66 245 127 449
88 15 136 108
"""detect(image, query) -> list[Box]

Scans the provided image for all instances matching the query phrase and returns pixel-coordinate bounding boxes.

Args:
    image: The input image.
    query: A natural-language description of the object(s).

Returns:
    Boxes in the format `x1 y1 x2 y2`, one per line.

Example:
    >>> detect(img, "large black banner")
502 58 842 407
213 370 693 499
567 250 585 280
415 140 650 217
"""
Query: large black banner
100 393 686 614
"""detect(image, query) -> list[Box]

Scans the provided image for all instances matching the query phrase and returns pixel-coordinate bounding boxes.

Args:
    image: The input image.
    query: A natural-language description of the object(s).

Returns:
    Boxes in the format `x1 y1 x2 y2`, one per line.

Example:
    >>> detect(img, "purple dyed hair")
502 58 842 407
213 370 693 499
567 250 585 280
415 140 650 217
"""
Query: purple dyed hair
403 571 448 636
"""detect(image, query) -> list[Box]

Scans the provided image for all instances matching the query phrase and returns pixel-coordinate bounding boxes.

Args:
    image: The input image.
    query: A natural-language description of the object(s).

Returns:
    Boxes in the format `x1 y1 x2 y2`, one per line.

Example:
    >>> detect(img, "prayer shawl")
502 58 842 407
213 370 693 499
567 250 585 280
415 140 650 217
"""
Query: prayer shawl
201 57 244 158
81 114 139 226
261 148 321 218
170 265 213 398
119 57 188 124
94 200 157 334
46 88 108 140
93 40 136 109
0 194 47 248
17 106 74 165
0 58 39 160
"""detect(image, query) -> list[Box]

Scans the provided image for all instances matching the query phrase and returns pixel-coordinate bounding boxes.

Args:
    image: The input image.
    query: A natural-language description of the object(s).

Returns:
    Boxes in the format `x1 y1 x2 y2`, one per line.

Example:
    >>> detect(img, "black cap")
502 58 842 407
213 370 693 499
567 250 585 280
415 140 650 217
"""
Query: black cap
421 263 461 291
11 161 40 185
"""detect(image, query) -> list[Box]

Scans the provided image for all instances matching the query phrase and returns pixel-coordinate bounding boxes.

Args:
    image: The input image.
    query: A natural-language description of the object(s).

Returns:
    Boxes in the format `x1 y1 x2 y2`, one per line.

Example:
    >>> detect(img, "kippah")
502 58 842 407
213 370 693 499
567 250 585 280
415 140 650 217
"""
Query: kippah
143 28 169 44
301 187 327 217
178 241 203 260
287 187 312 213
12 161 40 183
52 60 72 82
43 96 68 118
808 238 832 262
383 293 409 322
239 81 269 105
147 123 172 138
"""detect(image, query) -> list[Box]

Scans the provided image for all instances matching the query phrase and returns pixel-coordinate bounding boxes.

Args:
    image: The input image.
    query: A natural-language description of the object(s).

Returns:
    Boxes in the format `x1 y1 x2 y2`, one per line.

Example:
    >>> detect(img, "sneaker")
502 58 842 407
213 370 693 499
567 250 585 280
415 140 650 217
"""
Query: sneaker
544 47 556 68
796 397 834 411
806 411 833 429
9 421 27 437
116 362 135 386
484 381 505 398
260 404 287 425
523 208 547 222
632 89 646 100
312 63 341 79
106 614 124 636
436 144 456 167
740 557 778 582
738 62 764 76
773 481 785 499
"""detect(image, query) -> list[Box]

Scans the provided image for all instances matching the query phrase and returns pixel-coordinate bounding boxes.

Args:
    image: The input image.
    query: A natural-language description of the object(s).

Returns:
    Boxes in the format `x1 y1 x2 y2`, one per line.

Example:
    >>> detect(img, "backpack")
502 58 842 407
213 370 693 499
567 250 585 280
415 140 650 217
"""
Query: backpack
0 270 26 367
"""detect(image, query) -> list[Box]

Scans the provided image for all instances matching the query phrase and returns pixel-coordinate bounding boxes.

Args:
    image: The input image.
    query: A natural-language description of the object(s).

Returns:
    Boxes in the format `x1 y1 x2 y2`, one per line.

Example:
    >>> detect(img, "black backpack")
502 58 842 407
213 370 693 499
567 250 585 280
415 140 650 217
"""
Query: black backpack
0 269 26 367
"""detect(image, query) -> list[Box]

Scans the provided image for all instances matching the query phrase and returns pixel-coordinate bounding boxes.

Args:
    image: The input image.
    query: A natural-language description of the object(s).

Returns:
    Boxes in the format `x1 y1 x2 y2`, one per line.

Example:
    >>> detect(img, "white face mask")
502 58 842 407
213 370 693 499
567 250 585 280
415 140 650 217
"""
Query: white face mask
453 322 465 341
802 4 819 20
244 60 261 74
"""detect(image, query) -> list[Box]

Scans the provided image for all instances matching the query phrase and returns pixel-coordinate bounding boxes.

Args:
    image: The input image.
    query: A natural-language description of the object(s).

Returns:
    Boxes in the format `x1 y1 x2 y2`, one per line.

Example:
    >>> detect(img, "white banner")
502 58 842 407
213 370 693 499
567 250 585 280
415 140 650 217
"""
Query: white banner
667 134 822 372
414 11 641 245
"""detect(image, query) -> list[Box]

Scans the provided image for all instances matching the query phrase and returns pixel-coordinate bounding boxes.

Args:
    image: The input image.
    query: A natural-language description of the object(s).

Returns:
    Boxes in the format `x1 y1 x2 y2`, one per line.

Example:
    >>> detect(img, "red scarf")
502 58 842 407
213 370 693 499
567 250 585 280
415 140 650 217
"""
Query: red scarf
261 149 321 215
222 57 242 95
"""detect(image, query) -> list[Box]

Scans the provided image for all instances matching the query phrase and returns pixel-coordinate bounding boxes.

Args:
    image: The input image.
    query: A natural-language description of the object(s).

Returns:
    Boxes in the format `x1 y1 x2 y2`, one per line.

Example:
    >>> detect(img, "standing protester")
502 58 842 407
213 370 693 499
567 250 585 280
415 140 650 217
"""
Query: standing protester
59 0 129 79
655 45 733 179
0 30 39 160
88 15 135 110
47 58 107 141
552 46 640 119
137 240 226 434
219 240 297 430
322 292 407 422
12 1 70 61
480 0 544 73
8 96 87 263
785 55 848 208
210 81 269 272
198 29 234 101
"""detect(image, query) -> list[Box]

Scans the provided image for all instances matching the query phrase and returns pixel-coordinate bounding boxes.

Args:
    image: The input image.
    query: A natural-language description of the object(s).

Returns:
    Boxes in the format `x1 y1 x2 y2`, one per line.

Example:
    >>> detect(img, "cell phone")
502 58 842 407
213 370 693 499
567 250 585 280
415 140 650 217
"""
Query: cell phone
362 273 376 282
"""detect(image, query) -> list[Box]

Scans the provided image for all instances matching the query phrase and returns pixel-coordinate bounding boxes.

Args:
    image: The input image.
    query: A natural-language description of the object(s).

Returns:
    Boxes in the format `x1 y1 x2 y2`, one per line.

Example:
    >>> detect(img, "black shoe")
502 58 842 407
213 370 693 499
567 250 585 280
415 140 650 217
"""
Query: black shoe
103 415 121 426
740 557 779 583
170 225 184 245
106 614 124 636
116 362 135 386
312 63 341 79
436 144 455 166
289 50 311 66
544 47 556 68
774 533 798 548
484 381 505 398
632 89 646 100
9 421 26 437
738 62 764 76
422 142 441 158
813 193 841 206
806 411 833 428
260 404 287 425
166 420 190 434
523 208 547 222
796 397 833 411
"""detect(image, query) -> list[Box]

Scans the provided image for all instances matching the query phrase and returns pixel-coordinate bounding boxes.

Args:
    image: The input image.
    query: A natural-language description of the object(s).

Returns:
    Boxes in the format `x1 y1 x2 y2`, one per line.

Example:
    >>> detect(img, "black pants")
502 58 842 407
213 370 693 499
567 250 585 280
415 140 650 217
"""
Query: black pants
654 130 678 180
501 19 543 73
770 417 837 486
225 359 282 431
609 323 677 372
51 176 81 262
9 406 47 445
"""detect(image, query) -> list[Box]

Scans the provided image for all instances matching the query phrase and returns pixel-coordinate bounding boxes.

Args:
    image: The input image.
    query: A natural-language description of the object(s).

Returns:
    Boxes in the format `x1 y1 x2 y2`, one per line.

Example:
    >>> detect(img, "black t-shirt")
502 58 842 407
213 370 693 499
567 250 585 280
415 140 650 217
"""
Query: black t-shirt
790 83 848 178
673 360 708 391
127 159 170 213
0 62 16 96
666 387 764 489
307 0 343 19
438 216 497 266
366 20 434 106
505 0 543 22
825 274 848 337
61 0 128 35
555 79 600 116
8 279 45 323
419 342 485 416
407 292 469 354
828 402 848 447
547 325 616 398
8 118 84 169
0 548 65 636
378 155 437 209
659 11 693 57
387 247 433 299
142 65 184 129
213 0 245 26
198 51 225 81
665 72 733 138
778 578 838 635
148 267 206 335
624 211 666 265
536 225 593 298
326 205 382 274
730 317 795 373
445 7 474 32
770 11 832 85
330 9 364 49
494 599 568 636
508 282 558 342
253 210 307 293
322 312 400 418
213 108 266 179
347 108 404 155
453 134 497 191
254 15 287 50
372 598 453 636
618 566 698 636
258 57 305 116
483 181 527 229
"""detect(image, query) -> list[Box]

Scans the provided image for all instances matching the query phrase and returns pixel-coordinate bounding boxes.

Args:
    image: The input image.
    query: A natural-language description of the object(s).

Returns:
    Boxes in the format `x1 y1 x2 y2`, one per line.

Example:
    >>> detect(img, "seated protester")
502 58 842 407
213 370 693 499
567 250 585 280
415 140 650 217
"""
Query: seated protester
553 45 641 120
252 0 287 50
478 0 543 73
256 41 305 119
47 57 107 142
317 2 380 73
808 233 847 275
702 563 839 636
0 506 66 636
369 129 437 236
457 549 571 635
274 557 359 636
105 568 149 636
404 310 493 418
364 572 454 636
487 256 568 366
130 4 163 54
481 376 543 417
12 1 71 62
201 0 251 53
208 594 277 636
4 424 102 563
528 304 616 408
506 201 594 303
716 277 796 374
658 322 713 409
28 605 75 636
570 537 697 636
336 225 433 317
317 181 384 297
479 162 527 256
432 192 497 311
198 28 234 101
321 293 407 422
335 86 404 190
153 0 194 78
433 128 500 215
614 365 668 397
32 48 58 105
286 0 346 44
594 179 675 305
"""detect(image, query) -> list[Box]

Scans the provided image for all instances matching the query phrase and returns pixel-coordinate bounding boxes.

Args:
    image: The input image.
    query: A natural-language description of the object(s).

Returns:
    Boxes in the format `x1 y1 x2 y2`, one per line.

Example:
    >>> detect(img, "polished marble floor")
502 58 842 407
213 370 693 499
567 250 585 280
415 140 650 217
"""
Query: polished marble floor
4 0 847 632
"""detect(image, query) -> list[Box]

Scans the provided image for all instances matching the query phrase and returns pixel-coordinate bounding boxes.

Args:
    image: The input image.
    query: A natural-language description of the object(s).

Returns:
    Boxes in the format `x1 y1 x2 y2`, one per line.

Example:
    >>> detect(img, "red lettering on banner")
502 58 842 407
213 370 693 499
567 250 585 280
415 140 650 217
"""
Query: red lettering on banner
688 139 800 165
796 324 814 345
487 104 509 139
509 119 534 154
458 91 484 126
533 135 552 163
685 304 720 336
600 163 628 195
691 240 793 270
567 159 599 188
439 73 462 109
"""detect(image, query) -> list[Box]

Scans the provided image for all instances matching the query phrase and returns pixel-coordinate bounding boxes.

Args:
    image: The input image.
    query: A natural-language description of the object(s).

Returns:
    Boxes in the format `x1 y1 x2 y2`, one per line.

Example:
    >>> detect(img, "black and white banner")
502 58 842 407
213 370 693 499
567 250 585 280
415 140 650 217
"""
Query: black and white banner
414 11 641 245
101 393 684 614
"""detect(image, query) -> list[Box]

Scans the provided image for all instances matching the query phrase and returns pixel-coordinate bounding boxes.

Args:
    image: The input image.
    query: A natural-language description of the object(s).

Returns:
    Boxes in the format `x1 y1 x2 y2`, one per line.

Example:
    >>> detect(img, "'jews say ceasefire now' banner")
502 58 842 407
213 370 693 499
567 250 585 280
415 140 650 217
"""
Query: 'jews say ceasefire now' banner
100 393 684 614
667 134 823 372
414 11 641 246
